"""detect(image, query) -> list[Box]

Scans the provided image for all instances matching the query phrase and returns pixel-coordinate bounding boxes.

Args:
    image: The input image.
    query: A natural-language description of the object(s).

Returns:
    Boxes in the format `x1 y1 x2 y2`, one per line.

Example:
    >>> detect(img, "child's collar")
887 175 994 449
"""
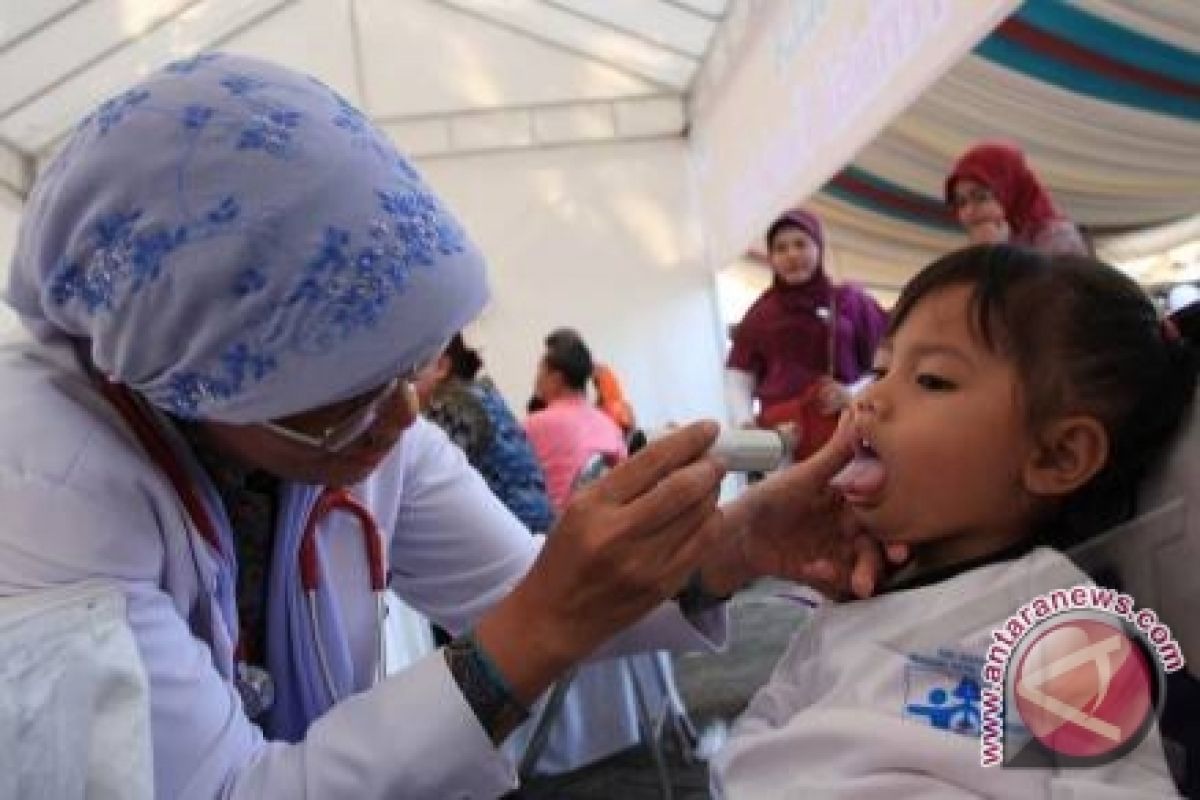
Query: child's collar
881 535 1044 595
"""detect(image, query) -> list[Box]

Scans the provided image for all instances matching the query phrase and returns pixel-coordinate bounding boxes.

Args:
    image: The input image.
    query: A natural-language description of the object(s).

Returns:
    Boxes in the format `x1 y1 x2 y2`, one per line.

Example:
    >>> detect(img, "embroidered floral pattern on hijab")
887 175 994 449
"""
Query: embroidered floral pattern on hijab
8 53 489 424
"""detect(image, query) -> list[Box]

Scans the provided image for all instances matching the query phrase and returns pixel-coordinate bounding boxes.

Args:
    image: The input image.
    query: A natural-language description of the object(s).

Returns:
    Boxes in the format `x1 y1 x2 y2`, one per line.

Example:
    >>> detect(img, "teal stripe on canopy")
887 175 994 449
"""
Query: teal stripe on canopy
975 35 1200 121
1018 0 1200 82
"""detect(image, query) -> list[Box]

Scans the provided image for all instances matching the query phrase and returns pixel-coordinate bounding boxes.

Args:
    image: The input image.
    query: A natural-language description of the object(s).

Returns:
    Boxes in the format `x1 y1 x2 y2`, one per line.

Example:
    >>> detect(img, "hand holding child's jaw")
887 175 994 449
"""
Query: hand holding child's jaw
716 412 908 600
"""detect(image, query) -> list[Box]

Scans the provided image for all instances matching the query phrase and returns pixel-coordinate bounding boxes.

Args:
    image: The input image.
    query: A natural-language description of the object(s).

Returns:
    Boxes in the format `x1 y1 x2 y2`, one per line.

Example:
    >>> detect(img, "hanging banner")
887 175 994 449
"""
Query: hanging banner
690 0 1018 266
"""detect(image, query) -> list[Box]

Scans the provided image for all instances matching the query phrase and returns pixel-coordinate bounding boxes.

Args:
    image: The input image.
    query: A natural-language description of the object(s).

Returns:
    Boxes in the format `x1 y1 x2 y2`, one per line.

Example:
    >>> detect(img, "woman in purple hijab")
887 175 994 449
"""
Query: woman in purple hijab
725 209 888 457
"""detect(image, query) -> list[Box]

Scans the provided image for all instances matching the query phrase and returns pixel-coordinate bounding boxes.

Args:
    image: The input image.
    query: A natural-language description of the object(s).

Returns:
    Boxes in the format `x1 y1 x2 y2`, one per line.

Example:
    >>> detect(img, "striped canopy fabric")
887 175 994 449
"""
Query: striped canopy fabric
803 0 1200 289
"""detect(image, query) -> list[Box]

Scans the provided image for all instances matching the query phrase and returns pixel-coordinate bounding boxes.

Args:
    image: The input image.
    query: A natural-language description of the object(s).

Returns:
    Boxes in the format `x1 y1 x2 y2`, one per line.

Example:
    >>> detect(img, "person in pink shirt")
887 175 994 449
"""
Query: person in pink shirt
525 329 628 509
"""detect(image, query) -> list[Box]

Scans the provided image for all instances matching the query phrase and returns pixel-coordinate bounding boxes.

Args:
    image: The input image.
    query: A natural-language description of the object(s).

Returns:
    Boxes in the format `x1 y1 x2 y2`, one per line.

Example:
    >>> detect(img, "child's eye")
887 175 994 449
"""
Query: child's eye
867 366 888 380
916 373 956 392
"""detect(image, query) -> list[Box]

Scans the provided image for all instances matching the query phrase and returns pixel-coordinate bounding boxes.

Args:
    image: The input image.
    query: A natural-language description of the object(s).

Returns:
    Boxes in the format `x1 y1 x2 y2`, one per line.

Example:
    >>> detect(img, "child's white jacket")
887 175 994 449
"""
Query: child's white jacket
712 547 1181 799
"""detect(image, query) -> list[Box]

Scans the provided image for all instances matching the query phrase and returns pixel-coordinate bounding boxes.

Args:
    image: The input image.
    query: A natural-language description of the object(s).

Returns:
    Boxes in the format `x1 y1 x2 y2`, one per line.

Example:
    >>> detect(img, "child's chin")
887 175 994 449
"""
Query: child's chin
849 504 892 533
856 515 913 546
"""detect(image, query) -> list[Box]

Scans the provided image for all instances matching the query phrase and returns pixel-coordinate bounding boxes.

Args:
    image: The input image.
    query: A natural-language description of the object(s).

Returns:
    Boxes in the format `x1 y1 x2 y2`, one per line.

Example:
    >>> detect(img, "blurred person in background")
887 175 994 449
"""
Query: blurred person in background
415 333 555 534
725 209 888 461
946 141 1088 256
526 329 628 509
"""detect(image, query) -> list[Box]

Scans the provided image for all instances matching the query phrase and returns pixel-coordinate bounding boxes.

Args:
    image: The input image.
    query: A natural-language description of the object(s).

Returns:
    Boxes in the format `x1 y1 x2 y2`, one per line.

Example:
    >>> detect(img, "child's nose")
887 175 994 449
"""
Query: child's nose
854 388 887 419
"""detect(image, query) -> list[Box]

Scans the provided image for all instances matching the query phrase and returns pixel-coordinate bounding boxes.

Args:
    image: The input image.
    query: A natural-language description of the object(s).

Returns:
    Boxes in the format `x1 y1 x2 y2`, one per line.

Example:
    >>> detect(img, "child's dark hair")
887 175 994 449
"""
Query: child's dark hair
444 333 483 382
544 328 594 391
891 244 1198 549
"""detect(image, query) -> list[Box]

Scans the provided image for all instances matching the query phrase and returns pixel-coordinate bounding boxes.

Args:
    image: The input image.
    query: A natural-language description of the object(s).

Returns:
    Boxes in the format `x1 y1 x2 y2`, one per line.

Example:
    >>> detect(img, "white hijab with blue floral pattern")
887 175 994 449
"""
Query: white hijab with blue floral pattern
7 52 488 424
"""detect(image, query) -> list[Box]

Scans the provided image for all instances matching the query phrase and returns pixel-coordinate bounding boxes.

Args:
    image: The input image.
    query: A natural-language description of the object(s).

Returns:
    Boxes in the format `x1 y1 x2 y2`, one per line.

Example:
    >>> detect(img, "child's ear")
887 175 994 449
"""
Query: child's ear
1023 416 1109 497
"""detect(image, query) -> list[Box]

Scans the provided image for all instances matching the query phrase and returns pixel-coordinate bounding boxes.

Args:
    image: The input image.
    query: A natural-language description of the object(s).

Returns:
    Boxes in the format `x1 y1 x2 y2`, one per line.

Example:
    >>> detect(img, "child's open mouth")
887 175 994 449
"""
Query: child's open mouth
830 433 887 505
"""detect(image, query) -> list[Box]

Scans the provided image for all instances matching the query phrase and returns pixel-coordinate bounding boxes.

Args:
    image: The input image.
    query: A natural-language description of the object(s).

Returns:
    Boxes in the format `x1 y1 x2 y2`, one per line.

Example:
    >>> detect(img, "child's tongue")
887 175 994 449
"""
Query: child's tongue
830 454 886 498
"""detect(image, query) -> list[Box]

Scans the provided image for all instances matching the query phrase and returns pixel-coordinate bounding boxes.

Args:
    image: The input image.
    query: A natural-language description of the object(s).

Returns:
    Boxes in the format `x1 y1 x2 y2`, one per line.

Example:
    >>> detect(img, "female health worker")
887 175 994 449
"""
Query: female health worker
0 54 896 799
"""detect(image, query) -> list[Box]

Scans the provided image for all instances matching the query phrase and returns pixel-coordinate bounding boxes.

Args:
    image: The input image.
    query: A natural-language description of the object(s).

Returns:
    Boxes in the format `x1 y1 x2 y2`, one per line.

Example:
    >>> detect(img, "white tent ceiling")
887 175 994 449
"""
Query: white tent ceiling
0 0 729 198
1 0 1196 286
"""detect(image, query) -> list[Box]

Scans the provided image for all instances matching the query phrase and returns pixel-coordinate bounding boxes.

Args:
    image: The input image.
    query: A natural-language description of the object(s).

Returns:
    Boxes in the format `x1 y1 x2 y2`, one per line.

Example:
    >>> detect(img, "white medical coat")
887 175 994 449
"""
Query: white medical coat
0 336 725 799
712 547 1180 799
0 580 152 800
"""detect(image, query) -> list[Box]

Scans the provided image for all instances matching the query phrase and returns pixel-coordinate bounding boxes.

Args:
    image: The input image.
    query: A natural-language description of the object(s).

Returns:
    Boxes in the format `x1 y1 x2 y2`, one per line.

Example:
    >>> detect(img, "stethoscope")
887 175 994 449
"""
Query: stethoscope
300 486 388 700
96 377 388 713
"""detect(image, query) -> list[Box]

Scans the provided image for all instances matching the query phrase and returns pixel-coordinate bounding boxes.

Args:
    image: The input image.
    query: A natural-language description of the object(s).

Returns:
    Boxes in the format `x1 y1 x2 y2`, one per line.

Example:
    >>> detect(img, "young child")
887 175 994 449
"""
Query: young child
713 245 1196 798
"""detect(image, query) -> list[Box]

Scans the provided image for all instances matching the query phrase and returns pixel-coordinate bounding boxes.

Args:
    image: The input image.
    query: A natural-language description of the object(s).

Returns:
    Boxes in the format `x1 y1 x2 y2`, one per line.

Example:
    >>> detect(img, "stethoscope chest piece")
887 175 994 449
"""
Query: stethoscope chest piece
236 661 275 719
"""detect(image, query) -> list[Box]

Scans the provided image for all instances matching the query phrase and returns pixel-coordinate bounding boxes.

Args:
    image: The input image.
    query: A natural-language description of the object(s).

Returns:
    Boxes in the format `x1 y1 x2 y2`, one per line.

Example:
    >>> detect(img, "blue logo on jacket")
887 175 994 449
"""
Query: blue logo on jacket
906 676 982 735
903 648 984 736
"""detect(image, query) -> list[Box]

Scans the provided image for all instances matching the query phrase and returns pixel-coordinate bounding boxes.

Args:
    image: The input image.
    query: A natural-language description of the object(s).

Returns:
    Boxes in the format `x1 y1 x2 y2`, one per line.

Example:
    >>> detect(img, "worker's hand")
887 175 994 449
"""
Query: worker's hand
816 378 850 416
478 421 724 706
701 414 908 600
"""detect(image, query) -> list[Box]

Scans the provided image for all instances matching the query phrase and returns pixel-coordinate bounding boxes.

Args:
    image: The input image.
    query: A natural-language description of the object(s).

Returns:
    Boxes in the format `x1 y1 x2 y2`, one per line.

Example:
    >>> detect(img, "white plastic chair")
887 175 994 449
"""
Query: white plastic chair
1067 398 1200 673
1068 396 1200 795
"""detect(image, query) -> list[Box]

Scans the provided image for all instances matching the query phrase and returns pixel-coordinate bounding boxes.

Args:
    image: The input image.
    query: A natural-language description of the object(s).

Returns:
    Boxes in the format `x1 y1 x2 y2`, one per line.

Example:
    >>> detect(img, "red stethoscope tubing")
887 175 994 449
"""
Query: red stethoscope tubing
96 378 224 552
298 486 388 692
299 488 386 593
96 378 387 695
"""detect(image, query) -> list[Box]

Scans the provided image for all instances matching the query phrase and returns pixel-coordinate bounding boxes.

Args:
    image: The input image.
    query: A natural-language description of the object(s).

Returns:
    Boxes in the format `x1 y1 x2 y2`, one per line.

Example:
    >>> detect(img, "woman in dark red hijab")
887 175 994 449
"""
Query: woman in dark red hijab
725 209 888 457
946 142 1087 256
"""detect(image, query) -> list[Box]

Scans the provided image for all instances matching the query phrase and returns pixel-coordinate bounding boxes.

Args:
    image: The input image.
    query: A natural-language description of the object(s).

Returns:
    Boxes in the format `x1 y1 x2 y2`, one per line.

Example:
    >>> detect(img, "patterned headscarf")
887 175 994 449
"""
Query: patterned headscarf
7 52 488 424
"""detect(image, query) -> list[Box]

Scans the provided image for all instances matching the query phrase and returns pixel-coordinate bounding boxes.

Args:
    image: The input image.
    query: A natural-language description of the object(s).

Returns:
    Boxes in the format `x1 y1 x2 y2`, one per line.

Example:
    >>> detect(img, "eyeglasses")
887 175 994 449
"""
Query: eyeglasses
261 377 413 453
950 186 997 211
260 339 448 453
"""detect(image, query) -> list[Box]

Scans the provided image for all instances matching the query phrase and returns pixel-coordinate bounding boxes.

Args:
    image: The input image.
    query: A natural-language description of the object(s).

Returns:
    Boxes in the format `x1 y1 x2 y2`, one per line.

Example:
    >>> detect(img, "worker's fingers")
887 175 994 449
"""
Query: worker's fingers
600 421 718 505
618 455 724 536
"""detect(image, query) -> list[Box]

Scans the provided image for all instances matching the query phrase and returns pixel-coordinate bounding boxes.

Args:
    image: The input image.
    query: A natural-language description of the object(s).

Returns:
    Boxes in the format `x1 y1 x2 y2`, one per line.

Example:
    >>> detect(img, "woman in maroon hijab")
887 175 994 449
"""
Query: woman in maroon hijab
946 141 1088 256
725 209 888 459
